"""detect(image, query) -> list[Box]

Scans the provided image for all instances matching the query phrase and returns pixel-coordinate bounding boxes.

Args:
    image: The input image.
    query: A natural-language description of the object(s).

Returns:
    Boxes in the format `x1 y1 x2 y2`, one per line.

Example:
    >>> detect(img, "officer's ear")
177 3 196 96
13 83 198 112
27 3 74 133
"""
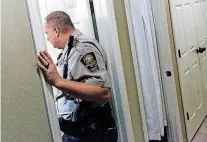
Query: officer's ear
53 27 60 37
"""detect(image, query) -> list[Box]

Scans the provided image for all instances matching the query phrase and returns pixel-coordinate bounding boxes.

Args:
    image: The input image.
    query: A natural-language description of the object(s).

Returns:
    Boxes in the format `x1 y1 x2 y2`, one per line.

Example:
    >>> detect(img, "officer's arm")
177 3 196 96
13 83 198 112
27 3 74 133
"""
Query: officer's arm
37 49 111 102
59 44 112 102
54 78 111 102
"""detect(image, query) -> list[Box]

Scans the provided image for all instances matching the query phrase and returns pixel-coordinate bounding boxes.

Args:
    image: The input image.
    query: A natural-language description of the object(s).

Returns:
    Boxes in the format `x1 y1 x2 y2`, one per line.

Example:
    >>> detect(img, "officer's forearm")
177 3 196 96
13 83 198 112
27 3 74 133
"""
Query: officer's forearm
54 78 111 102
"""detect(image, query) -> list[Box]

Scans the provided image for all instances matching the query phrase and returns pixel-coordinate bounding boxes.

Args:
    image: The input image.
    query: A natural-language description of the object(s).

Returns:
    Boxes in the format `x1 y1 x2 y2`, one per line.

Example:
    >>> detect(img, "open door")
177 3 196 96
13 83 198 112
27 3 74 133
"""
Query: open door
169 0 207 141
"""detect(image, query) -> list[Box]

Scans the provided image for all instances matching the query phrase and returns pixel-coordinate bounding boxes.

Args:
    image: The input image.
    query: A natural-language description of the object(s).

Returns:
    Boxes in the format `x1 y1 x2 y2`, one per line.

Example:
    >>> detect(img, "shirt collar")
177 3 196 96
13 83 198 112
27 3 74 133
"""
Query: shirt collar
71 29 82 39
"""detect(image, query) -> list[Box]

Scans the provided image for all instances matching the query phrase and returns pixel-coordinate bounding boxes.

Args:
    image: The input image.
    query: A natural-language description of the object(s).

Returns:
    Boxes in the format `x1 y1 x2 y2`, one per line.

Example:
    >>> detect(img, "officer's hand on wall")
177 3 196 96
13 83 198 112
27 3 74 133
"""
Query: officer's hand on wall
37 50 61 85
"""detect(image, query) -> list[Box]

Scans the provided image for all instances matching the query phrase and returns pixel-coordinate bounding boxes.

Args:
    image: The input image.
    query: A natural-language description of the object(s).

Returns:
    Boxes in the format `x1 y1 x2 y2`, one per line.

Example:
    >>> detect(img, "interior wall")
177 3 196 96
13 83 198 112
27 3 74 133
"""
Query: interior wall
113 0 145 141
1 0 53 141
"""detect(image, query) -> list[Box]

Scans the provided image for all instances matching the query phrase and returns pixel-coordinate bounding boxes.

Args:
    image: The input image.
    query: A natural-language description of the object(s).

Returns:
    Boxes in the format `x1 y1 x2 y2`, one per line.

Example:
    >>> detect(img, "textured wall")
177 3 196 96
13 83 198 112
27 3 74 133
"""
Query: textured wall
2 0 53 141
113 0 145 142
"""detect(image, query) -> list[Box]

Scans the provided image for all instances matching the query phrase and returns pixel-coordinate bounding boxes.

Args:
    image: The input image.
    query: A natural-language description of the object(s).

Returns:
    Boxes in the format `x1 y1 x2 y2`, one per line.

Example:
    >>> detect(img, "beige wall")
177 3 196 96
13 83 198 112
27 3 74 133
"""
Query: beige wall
2 0 53 141
113 0 145 141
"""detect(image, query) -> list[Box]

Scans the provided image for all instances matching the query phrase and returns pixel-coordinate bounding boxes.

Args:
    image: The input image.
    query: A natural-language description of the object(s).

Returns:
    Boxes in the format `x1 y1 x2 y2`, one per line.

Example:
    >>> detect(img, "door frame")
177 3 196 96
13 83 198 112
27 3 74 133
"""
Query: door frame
122 0 149 141
25 0 62 141
25 0 135 141
123 0 187 141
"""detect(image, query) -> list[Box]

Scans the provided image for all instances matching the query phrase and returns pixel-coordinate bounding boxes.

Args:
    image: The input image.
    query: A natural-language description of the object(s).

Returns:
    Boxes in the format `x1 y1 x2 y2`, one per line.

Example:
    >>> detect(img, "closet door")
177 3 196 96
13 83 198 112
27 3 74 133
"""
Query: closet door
169 0 207 141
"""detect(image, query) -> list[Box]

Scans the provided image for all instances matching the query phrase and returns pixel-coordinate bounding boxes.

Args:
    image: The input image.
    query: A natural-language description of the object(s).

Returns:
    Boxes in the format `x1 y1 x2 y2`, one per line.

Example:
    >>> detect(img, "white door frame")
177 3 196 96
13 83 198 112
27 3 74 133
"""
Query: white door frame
26 0 135 142
123 0 186 141
25 0 62 141
122 0 149 141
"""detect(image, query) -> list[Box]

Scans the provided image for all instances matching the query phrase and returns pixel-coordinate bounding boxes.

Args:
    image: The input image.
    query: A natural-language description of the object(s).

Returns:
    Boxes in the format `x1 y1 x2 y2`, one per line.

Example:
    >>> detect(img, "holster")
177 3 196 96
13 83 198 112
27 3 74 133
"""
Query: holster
58 101 117 142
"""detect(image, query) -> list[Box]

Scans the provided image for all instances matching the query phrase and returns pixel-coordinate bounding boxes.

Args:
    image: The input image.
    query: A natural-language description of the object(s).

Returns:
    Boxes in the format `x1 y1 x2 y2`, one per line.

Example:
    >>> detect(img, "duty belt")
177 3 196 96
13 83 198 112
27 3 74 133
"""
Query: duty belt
56 93 75 101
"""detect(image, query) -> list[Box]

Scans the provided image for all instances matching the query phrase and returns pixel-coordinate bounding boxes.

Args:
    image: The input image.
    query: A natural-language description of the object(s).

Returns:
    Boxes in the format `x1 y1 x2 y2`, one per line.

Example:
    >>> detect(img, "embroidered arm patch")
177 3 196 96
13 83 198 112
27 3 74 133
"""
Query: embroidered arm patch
80 52 99 73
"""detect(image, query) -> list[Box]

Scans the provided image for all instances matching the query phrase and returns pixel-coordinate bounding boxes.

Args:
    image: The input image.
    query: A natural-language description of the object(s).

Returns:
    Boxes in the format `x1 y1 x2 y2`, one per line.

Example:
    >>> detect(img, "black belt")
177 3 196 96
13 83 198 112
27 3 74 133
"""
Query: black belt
56 93 75 101
56 94 64 101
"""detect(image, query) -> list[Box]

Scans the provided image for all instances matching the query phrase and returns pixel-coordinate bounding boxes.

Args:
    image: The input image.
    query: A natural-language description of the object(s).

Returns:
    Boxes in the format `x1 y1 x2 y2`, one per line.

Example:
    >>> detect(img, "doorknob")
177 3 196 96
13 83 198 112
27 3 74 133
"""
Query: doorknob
196 47 203 54
201 47 206 52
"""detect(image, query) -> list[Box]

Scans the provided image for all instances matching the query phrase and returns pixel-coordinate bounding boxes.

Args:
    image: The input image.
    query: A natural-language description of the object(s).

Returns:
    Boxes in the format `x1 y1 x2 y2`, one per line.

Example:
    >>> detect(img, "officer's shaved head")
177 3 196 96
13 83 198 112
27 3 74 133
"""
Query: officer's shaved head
45 11 74 33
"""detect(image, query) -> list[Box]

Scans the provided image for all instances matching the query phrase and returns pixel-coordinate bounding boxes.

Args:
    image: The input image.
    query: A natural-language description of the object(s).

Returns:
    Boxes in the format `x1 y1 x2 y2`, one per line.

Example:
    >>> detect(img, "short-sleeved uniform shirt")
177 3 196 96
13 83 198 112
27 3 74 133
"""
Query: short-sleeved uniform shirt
54 29 111 121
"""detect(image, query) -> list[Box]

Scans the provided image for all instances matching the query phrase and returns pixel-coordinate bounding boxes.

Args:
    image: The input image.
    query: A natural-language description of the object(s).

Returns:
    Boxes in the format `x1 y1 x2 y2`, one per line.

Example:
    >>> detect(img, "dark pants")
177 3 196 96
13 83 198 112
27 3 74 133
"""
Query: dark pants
59 102 117 142
62 134 80 142
62 131 117 142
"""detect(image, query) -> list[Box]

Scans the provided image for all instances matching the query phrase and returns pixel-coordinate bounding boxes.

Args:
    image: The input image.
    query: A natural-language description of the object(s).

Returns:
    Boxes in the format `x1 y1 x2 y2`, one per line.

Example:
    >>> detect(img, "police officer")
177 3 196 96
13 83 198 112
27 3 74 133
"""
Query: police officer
37 11 117 142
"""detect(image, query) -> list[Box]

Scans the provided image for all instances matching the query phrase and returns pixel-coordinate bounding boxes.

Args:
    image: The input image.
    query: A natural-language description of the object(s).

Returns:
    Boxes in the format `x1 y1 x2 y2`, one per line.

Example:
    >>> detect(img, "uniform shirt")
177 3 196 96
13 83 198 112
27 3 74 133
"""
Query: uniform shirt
55 29 111 121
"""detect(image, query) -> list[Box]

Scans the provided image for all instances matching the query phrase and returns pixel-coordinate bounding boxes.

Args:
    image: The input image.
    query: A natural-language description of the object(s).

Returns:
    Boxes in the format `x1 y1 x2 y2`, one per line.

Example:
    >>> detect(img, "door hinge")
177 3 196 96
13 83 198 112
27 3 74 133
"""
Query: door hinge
187 112 190 120
178 49 181 58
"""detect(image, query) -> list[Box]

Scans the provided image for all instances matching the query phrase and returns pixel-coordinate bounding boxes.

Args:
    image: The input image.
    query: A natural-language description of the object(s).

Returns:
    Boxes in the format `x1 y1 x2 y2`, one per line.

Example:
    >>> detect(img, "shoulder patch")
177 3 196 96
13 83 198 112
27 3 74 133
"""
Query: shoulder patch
80 52 99 73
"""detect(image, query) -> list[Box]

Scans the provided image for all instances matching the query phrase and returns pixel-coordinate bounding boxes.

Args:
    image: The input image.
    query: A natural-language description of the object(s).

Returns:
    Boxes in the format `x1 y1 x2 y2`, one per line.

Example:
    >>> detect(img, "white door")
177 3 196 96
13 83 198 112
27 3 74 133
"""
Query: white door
196 0 207 112
169 0 207 141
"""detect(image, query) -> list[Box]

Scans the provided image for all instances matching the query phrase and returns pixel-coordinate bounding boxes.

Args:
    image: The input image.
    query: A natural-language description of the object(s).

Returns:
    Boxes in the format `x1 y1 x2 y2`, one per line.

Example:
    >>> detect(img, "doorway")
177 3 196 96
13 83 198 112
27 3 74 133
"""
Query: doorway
26 0 135 141
168 0 207 141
